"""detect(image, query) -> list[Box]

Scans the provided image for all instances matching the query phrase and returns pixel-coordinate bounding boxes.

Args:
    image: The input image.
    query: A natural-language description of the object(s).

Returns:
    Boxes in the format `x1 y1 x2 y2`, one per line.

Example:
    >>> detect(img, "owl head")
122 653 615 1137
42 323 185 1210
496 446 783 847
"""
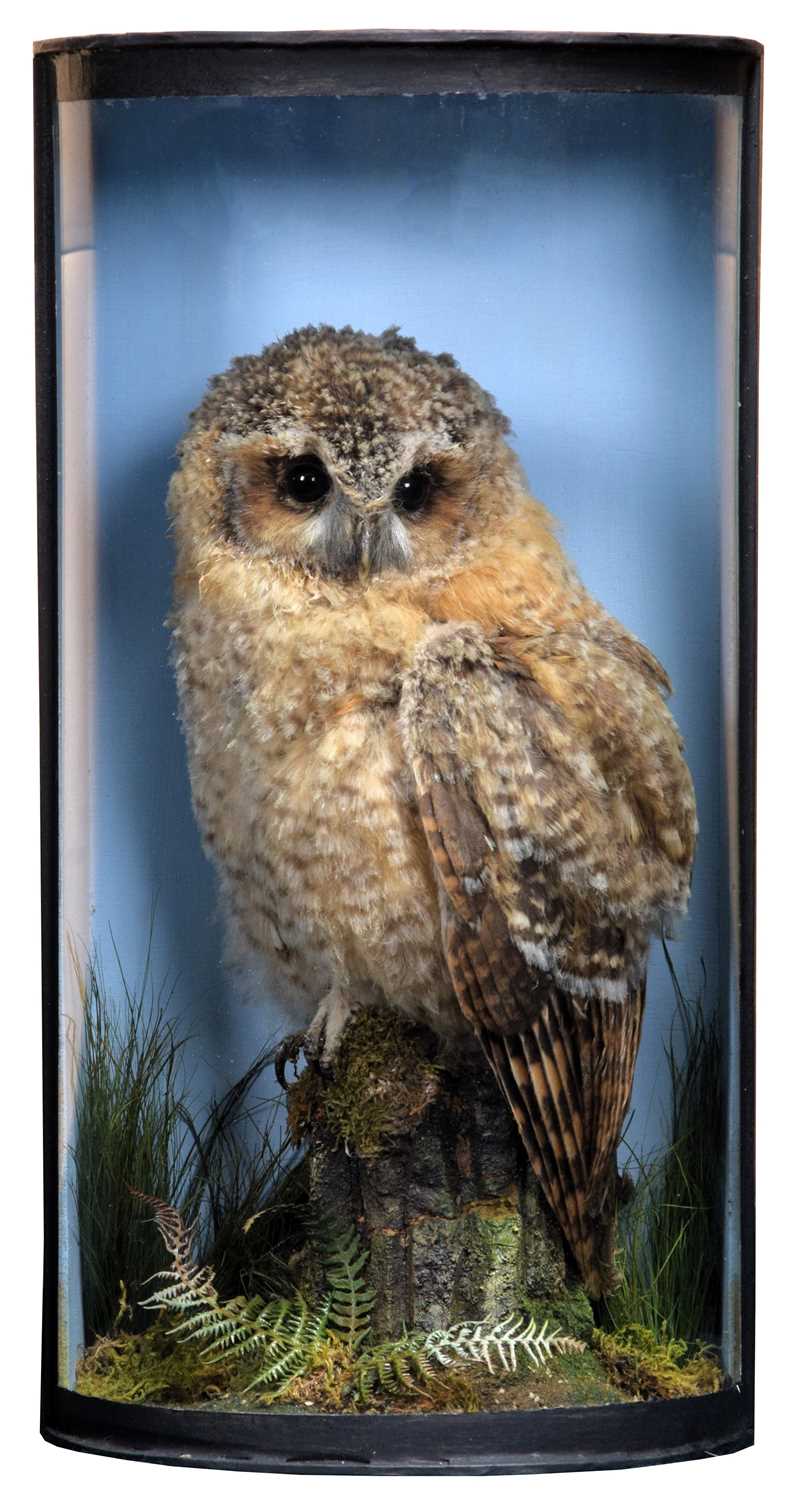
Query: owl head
174 325 529 583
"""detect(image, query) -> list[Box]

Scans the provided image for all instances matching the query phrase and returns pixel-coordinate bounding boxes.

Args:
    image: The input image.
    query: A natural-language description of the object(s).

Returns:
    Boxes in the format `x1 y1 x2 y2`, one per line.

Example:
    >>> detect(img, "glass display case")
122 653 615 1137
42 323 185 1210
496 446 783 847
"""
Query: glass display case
35 30 760 1474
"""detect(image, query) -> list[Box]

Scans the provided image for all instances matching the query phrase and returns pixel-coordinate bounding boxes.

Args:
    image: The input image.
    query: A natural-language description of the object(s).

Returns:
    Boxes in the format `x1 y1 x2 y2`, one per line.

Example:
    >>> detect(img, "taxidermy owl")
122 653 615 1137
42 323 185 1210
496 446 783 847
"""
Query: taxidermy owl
168 325 697 1297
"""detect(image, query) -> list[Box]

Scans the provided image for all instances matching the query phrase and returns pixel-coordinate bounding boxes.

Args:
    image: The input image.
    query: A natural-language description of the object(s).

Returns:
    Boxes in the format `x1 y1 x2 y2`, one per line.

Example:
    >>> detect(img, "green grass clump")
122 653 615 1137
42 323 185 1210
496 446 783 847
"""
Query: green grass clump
71 939 192 1339
71 937 304 1341
603 944 724 1347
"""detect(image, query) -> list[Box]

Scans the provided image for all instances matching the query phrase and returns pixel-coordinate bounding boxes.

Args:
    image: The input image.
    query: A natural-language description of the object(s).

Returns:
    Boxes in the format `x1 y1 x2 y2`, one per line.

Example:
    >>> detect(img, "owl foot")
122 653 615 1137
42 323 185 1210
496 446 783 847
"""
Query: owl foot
305 986 356 1070
274 990 356 1090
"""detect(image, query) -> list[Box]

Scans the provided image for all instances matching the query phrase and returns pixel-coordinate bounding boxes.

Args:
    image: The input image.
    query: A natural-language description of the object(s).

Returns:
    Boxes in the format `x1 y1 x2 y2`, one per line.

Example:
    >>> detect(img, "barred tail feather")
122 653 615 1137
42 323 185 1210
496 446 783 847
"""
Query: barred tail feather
478 984 645 1300
480 1030 588 1270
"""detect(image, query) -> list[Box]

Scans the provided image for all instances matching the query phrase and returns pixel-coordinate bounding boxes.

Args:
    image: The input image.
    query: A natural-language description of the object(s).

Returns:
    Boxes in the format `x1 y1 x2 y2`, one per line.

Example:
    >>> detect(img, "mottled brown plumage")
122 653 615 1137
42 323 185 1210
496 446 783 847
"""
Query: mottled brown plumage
169 324 697 1295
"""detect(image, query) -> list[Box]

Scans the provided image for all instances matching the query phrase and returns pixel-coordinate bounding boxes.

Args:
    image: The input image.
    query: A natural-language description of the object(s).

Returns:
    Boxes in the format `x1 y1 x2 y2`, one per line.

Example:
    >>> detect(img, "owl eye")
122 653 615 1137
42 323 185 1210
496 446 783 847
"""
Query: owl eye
284 456 331 504
394 467 432 514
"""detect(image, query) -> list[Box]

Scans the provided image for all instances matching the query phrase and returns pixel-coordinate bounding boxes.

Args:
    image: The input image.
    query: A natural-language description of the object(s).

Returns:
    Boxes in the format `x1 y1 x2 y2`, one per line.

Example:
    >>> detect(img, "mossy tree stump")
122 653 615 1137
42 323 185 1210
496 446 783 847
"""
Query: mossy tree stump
286 1009 568 1337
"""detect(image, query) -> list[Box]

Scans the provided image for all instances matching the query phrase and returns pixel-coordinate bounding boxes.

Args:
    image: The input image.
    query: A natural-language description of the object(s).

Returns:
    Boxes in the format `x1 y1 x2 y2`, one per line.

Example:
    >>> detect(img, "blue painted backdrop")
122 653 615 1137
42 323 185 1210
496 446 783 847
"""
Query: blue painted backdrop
84 90 726 1157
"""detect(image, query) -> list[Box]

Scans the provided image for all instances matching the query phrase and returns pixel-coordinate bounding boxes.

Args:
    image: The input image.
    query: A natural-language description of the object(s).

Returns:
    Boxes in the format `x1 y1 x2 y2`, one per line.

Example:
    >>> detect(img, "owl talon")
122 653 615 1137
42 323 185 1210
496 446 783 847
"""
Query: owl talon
301 1020 326 1067
274 1014 341 1090
274 1031 308 1091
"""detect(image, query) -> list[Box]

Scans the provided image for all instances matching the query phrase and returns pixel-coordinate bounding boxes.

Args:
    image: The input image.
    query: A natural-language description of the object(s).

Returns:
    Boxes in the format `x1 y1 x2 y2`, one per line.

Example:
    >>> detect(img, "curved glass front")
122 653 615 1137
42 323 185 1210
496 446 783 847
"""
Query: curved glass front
53 79 745 1425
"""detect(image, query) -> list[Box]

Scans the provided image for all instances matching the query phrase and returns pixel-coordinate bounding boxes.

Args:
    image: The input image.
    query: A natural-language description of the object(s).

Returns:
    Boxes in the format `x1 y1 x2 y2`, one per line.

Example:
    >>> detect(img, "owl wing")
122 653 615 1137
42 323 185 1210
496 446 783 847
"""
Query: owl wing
399 622 695 1296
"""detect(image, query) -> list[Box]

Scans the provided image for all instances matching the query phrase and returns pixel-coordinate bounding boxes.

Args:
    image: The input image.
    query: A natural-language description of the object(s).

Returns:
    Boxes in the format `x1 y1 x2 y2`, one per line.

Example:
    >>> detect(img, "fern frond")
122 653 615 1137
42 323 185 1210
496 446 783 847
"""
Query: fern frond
135 1192 582 1410
424 1314 585 1374
351 1314 584 1404
134 1192 220 1315
321 1223 375 1349
352 1337 436 1400
242 1293 332 1394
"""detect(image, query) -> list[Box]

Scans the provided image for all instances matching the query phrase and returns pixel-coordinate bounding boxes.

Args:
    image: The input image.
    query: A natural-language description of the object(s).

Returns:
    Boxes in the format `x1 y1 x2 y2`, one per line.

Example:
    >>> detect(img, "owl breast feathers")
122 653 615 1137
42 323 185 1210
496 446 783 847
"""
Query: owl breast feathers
168 324 697 1296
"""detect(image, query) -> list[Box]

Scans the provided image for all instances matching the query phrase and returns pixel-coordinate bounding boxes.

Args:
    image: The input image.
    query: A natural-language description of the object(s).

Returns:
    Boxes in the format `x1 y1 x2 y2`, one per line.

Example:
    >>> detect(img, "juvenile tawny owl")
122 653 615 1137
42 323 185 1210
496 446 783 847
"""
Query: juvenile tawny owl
168 325 697 1297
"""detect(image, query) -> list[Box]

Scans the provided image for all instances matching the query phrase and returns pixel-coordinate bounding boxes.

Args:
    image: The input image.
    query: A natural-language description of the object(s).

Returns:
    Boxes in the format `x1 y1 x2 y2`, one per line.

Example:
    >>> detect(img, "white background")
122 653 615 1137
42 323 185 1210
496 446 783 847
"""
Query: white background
2 2 797 1497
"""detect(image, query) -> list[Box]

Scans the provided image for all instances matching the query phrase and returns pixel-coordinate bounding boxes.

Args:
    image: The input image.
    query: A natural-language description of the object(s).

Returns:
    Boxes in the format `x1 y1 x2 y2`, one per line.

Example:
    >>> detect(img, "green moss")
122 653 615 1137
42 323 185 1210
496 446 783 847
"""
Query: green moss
287 1009 441 1157
75 1322 241 1405
76 1317 630 1415
285 1063 322 1146
471 1192 520 1222
593 1322 723 1401
536 1345 631 1407
523 1284 595 1343
457 1206 523 1323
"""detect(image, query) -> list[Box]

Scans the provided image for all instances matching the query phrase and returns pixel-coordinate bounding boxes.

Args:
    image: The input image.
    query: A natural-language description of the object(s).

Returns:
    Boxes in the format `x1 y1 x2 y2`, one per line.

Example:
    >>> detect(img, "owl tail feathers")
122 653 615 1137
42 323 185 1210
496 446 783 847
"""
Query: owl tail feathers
577 1182 624 1300
478 1027 605 1298
479 988 644 1301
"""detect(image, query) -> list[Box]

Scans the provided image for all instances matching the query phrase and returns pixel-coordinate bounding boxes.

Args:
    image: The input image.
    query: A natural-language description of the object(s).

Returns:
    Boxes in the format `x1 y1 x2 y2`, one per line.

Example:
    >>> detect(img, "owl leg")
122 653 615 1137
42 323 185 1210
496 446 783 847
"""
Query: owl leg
275 986 358 1089
305 984 357 1068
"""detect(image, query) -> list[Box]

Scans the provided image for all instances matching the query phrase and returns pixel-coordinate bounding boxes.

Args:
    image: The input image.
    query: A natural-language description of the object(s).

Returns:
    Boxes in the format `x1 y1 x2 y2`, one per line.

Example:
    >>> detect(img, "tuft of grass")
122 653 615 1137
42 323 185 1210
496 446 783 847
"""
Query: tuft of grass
71 938 305 1340
603 944 724 1346
178 1050 307 1303
71 938 193 1339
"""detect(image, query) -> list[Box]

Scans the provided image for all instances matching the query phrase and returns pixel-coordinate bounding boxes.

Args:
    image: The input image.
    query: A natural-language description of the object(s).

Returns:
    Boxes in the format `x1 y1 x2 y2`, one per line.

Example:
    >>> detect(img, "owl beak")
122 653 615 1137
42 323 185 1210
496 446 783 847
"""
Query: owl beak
357 519 378 582
354 504 381 581
313 496 409 579
361 504 412 577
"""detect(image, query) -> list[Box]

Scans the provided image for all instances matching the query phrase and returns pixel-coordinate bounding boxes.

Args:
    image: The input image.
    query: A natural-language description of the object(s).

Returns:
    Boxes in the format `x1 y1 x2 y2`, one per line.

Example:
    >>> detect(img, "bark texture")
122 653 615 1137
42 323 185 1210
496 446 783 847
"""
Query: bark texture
287 1010 567 1337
